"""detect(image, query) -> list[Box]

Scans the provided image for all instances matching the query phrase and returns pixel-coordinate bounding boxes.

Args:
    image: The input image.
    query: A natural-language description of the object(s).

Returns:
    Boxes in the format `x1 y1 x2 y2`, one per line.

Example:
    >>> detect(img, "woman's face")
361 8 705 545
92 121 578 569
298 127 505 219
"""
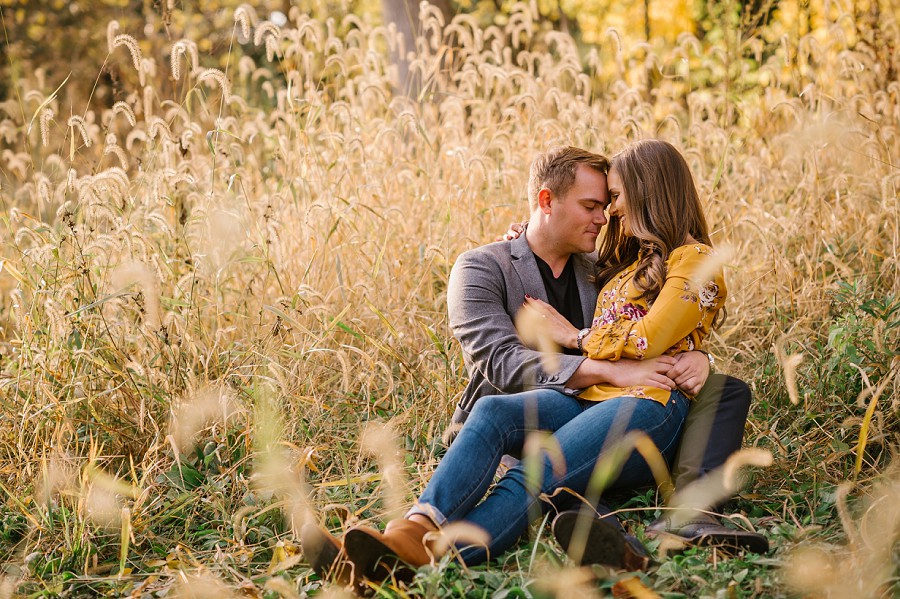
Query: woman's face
607 166 632 237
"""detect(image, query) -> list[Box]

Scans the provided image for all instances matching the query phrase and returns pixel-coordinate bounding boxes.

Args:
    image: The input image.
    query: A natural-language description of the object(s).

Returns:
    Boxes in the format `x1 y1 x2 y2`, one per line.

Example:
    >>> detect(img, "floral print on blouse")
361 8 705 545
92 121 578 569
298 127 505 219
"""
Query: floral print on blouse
579 243 727 406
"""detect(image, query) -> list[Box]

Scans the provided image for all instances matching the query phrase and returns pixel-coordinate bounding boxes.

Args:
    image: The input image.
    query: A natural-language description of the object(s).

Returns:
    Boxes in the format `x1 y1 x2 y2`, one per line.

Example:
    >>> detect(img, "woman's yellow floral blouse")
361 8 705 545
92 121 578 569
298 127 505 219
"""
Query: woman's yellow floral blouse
579 243 726 405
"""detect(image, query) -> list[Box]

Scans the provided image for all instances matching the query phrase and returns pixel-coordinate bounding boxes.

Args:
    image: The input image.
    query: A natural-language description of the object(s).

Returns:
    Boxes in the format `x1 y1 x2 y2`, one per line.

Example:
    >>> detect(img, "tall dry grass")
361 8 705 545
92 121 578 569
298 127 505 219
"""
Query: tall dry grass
0 0 898 595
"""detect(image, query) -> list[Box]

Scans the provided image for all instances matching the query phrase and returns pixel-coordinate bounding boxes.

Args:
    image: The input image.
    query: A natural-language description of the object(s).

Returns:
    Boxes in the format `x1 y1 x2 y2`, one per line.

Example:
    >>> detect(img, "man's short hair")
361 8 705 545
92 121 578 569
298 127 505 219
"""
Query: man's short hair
527 146 609 211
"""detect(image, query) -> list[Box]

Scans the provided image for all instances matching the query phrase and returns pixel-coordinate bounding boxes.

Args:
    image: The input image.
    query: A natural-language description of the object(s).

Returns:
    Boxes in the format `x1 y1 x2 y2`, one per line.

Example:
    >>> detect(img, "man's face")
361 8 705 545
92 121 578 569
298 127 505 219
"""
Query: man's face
546 165 610 254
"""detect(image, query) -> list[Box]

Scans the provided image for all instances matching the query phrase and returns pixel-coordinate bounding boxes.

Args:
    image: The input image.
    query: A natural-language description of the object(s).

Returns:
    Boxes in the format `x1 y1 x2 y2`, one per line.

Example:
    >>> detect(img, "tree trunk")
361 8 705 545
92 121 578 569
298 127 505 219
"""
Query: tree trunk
644 0 652 98
643 0 651 42
381 0 452 95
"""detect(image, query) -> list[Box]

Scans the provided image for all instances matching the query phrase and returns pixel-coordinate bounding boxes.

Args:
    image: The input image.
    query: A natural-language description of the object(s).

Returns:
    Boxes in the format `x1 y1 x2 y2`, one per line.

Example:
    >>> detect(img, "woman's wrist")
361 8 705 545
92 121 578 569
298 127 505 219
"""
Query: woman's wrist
575 328 592 353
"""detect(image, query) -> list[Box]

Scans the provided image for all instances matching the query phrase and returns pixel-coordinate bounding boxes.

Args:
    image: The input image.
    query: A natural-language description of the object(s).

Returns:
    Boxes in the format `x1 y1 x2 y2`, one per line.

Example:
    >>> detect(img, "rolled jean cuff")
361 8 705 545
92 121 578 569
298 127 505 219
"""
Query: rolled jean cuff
405 502 447 526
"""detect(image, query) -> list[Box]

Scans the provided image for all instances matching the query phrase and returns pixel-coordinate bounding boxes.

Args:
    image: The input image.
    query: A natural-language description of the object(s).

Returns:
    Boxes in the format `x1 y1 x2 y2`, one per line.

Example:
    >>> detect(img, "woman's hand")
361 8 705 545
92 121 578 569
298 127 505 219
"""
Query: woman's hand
602 356 678 390
522 296 580 349
669 351 711 395
496 221 526 241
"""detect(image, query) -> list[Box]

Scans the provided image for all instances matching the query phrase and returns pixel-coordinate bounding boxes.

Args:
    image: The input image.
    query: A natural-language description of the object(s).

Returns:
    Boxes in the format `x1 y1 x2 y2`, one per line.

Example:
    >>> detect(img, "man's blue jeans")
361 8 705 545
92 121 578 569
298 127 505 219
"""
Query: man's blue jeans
408 389 690 564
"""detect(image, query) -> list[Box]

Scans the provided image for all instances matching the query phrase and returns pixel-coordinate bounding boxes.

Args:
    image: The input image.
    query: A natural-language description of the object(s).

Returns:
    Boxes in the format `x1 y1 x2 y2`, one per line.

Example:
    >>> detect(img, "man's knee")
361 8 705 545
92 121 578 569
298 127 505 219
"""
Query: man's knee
673 374 753 486
715 375 752 422
693 375 751 418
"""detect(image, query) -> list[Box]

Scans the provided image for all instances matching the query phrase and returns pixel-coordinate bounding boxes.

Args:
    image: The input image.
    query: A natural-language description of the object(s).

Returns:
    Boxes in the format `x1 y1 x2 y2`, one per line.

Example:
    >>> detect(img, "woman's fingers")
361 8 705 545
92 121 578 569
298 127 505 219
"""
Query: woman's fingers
522 296 579 348
524 296 550 309
503 222 525 240
654 355 677 371
525 296 564 322
498 222 525 241
651 374 675 390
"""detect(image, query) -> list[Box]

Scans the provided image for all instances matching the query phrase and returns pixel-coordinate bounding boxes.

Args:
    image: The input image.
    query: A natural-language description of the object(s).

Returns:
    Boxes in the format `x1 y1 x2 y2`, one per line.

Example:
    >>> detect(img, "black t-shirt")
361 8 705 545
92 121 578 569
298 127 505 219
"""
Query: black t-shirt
533 254 585 357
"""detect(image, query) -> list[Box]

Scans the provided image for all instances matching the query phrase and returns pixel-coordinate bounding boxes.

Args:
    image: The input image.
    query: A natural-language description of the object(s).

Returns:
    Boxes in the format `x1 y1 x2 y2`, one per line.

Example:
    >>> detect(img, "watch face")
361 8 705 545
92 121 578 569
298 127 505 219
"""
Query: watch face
576 328 590 351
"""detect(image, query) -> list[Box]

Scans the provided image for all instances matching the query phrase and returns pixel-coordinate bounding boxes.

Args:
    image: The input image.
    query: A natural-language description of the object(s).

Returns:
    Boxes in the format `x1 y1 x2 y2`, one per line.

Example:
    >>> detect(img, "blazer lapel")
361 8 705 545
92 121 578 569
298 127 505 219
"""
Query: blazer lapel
510 234 548 302
574 253 599 328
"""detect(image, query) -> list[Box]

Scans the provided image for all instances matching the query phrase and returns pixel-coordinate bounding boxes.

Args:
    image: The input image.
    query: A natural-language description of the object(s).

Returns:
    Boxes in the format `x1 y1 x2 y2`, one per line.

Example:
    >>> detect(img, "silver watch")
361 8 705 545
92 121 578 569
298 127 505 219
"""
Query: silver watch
576 328 591 352
705 351 716 374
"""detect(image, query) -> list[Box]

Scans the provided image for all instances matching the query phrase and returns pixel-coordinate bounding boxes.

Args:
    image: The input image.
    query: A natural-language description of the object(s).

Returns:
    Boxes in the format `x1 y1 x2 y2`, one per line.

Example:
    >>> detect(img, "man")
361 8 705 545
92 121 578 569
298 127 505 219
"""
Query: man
446 146 767 565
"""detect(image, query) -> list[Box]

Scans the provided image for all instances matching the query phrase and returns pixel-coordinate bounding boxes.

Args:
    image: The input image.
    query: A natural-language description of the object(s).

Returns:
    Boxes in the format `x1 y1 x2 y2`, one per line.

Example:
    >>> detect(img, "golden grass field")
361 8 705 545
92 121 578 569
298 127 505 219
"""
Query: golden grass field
0 2 898 597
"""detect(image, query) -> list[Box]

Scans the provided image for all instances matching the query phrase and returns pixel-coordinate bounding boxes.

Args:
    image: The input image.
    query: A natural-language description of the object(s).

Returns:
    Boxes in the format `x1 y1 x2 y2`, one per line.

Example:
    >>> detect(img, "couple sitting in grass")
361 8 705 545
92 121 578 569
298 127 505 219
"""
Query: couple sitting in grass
302 140 768 587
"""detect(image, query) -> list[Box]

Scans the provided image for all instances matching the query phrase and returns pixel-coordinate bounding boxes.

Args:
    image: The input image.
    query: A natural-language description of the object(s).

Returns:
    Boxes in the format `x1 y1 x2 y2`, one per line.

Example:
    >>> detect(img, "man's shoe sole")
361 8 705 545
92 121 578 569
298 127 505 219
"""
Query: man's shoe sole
678 525 769 553
343 527 417 583
300 523 352 585
647 519 769 554
551 511 630 569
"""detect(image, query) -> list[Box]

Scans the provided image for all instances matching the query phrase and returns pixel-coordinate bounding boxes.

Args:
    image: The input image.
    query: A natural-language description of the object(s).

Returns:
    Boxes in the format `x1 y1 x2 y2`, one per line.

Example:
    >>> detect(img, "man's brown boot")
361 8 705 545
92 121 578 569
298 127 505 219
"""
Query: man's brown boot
343 519 435 582
300 522 352 585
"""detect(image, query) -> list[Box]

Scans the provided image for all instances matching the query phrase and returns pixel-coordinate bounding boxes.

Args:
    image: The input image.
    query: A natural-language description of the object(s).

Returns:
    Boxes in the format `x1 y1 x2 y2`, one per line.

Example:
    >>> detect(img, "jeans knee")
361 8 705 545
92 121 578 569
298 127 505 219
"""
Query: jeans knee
469 394 518 424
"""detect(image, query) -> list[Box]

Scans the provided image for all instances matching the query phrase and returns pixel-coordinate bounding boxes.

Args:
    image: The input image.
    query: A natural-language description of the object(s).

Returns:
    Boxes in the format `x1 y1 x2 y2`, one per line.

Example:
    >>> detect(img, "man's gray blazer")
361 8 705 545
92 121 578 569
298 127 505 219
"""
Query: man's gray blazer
448 233 599 425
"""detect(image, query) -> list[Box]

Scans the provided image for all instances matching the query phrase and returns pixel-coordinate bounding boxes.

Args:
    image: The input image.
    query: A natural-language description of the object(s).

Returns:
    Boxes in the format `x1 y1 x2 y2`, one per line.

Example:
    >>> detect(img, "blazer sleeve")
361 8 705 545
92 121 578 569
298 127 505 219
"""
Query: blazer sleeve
448 249 587 394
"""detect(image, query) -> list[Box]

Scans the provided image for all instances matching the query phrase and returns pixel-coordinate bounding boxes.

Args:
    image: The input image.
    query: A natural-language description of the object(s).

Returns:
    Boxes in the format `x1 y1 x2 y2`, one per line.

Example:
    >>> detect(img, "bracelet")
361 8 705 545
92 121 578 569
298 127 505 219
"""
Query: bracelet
705 352 717 374
575 328 591 353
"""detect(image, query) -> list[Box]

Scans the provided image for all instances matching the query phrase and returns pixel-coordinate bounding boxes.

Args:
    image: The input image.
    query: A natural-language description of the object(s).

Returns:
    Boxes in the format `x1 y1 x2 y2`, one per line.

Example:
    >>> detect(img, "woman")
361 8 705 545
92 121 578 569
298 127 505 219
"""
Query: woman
305 139 727 582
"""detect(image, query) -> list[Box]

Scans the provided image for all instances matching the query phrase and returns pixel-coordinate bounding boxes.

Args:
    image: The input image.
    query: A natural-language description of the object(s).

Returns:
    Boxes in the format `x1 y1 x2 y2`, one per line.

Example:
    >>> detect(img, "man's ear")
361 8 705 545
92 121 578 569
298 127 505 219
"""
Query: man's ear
537 188 553 214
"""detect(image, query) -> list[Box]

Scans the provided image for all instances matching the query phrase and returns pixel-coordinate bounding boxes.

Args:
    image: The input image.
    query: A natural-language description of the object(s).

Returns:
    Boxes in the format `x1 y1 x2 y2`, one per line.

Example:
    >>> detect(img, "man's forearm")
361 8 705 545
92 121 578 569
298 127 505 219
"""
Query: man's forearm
564 355 684 391
565 358 612 389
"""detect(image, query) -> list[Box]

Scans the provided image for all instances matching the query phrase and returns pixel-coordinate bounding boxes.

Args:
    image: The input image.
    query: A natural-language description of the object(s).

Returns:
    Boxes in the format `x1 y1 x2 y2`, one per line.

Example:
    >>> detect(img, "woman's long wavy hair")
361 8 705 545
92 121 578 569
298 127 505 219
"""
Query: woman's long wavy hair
596 139 712 304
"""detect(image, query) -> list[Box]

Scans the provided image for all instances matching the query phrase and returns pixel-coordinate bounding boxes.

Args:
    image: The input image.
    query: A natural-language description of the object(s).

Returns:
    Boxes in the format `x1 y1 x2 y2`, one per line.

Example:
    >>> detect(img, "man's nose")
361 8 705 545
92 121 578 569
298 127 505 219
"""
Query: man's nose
593 209 608 225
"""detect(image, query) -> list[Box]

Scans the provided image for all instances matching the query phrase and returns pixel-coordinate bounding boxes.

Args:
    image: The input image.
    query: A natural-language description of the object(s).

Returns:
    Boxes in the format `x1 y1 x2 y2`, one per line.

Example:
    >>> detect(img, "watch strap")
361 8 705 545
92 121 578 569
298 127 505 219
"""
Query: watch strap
576 328 591 353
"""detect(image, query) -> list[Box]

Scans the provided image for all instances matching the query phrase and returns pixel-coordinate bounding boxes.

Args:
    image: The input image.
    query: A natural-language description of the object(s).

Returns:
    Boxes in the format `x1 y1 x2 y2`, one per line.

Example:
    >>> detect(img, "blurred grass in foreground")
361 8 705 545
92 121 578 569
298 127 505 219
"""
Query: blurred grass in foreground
0 1 898 596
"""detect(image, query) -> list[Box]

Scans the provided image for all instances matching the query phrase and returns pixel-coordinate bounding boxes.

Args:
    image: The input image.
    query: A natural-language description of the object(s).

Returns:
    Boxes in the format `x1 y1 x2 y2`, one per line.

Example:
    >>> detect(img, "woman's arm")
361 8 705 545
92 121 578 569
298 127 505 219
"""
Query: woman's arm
520 294 712 394
582 247 726 361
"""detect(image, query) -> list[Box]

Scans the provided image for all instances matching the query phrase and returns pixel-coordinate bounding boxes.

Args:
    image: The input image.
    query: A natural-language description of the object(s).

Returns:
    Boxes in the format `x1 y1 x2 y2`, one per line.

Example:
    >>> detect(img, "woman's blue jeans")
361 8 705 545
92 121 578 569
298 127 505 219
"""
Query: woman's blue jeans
408 389 690 564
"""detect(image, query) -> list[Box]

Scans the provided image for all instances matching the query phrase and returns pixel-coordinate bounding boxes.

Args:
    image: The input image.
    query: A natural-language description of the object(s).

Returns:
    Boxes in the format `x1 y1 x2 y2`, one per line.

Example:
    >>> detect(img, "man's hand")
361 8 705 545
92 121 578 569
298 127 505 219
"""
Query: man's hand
568 356 678 390
668 351 711 395
603 356 678 391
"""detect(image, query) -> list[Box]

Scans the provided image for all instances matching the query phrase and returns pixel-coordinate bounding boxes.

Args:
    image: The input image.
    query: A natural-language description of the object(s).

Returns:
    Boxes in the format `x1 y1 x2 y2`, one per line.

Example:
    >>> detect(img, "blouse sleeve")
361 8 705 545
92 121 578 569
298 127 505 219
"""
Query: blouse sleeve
583 246 726 360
